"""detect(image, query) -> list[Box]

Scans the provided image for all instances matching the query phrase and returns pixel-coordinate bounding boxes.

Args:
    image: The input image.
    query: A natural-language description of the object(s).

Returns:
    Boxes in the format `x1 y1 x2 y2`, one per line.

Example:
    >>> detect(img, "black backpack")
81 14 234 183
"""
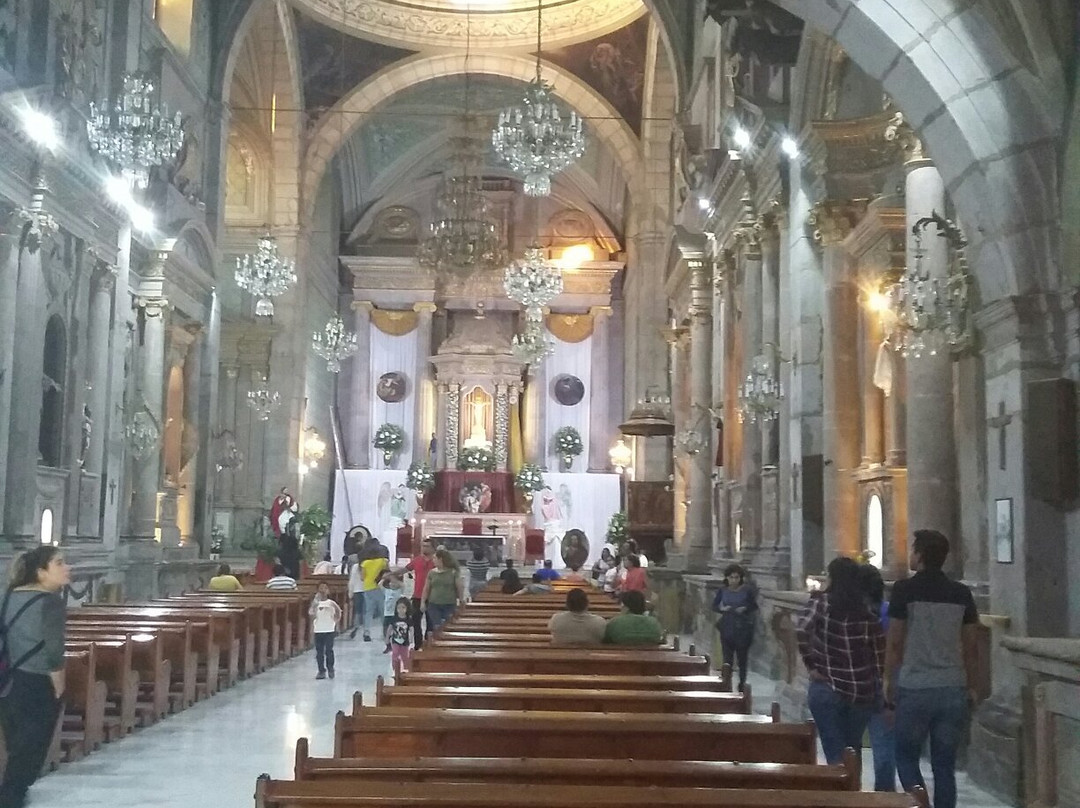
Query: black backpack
0 589 49 697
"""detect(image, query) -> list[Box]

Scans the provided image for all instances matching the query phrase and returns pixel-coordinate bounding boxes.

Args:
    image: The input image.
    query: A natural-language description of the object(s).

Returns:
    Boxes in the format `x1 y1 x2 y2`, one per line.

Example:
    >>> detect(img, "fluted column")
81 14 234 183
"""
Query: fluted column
85 264 116 475
128 289 167 539
588 306 613 471
0 206 21 526
685 257 714 570
218 366 239 504
413 303 436 462
904 155 958 567
347 301 373 468
664 324 689 546
819 205 861 558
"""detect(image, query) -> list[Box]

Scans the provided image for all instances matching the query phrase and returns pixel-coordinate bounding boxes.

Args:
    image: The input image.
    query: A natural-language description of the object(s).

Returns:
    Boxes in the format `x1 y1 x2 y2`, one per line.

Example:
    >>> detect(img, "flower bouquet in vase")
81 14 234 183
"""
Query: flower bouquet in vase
406 461 435 510
514 463 545 512
373 423 405 468
459 446 496 472
553 426 583 471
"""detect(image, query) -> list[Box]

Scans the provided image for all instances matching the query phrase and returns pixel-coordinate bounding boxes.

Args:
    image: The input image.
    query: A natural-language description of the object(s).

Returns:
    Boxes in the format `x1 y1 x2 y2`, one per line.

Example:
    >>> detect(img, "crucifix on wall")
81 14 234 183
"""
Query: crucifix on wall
987 402 1012 470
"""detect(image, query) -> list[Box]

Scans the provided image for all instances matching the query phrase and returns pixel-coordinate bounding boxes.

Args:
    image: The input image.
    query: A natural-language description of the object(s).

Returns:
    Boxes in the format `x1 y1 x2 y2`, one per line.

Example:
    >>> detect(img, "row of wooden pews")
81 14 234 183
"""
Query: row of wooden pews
37 574 350 772
255 576 928 808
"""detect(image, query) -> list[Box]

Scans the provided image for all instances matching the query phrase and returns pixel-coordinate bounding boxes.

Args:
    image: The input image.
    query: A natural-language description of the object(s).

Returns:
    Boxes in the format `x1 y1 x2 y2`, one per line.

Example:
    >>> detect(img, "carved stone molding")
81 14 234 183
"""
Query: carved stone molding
807 199 868 246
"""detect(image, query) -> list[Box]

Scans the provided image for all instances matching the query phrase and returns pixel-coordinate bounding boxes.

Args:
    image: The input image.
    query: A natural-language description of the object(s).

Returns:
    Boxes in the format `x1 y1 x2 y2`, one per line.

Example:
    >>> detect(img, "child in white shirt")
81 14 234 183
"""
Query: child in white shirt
309 582 342 679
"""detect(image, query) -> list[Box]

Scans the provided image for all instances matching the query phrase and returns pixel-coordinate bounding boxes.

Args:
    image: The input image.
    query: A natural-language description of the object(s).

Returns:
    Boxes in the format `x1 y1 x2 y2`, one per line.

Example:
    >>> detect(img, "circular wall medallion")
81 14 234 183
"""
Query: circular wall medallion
377 372 408 403
561 529 590 572
552 374 585 406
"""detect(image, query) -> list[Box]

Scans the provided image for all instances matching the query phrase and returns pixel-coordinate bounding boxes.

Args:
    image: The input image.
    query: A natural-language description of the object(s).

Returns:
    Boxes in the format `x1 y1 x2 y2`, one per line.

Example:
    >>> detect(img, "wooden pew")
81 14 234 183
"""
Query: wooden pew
395 670 733 692
59 647 106 760
409 648 708 676
333 707 813 763
294 736 858 790
371 682 753 714
256 778 928 808
172 595 288 664
65 639 139 738
65 631 172 722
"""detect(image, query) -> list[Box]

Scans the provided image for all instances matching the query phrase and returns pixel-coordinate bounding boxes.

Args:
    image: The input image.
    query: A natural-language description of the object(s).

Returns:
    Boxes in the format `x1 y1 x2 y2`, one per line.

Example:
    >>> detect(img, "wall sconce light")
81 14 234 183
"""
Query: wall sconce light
302 427 326 471
609 438 633 473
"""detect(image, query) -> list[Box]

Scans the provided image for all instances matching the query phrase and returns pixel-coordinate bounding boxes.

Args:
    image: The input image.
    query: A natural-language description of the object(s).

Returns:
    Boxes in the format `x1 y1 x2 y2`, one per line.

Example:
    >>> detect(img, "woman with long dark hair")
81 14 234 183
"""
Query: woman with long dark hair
711 564 757 692
796 556 885 764
0 545 70 807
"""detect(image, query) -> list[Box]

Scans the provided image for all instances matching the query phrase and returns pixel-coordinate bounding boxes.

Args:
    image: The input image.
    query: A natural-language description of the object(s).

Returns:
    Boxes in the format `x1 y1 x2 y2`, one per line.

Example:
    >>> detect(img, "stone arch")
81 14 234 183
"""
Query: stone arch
767 0 1064 299
300 53 644 227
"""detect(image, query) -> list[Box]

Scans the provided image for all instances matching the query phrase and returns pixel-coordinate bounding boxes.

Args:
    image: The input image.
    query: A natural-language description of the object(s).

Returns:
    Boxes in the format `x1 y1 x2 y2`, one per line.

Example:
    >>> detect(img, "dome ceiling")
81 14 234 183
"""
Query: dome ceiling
288 0 647 50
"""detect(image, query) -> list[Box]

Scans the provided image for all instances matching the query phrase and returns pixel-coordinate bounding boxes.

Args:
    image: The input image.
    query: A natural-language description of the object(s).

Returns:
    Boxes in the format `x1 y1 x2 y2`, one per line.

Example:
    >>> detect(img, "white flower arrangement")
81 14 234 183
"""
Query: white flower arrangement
514 463 545 493
373 423 405 452
406 461 435 491
553 426 584 458
459 445 496 471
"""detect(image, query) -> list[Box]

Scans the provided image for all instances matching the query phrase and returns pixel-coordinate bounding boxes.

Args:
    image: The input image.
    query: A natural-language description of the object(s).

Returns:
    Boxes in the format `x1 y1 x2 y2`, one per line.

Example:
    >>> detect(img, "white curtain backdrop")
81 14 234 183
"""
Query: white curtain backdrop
529 471 620 568
544 333 592 470
331 469 418 563
369 328 418 465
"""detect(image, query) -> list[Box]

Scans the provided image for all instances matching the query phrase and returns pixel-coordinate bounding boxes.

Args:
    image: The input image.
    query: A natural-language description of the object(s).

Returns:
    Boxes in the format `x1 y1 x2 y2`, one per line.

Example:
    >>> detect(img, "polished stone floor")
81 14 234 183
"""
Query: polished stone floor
28 638 1014 807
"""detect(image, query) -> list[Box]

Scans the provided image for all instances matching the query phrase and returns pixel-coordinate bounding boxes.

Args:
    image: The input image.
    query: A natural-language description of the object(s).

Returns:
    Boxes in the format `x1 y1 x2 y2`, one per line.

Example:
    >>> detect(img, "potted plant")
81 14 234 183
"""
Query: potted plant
606 511 628 545
514 463 545 511
458 446 496 472
373 423 405 468
298 504 332 567
406 460 436 509
553 426 584 471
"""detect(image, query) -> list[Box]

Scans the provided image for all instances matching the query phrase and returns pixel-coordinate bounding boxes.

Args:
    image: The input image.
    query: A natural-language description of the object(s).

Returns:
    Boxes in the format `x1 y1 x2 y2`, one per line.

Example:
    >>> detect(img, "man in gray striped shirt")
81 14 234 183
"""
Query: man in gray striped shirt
884 530 978 808
265 564 298 591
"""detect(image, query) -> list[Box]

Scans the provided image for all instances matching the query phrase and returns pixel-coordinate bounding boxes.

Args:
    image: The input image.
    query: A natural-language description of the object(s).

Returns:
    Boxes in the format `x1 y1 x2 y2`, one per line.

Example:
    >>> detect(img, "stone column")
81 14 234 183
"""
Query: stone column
101 223 132 550
904 156 958 568
760 218 781 466
684 257 714 571
3 213 49 540
737 212 763 554
588 306 613 471
218 365 239 505
347 301 373 468
664 325 688 547
862 310 886 465
524 356 548 467
85 264 116 475
412 303 436 462
819 205 861 558
0 206 21 526
128 293 167 538
434 382 448 469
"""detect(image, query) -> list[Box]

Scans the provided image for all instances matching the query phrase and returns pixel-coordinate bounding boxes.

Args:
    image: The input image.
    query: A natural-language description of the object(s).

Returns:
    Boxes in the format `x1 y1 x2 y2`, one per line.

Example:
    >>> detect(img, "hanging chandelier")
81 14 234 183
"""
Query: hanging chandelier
87 73 185 190
492 1 585 196
884 211 973 359
312 315 359 373
247 378 281 422
124 408 160 460
417 171 504 274
512 324 554 367
504 245 563 310
235 235 297 317
737 354 783 424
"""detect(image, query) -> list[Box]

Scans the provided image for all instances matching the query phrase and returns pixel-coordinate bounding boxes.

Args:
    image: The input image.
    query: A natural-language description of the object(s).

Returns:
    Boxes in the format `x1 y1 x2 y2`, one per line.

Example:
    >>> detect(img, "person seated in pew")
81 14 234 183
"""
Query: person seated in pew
548 588 607 646
603 591 664 646
500 568 524 595
617 555 649 595
513 572 554 596
0 546 70 808
498 559 517 583
265 564 298 591
534 559 561 582
208 563 243 592
312 553 336 576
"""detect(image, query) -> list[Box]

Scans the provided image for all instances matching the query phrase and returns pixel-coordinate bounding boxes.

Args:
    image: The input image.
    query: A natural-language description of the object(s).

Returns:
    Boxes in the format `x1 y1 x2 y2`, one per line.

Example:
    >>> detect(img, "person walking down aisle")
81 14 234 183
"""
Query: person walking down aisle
309 582 342 680
885 530 979 808
711 564 757 692
347 557 363 640
379 573 405 653
404 538 436 649
796 556 885 765
861 563 896 792
465 548 490 598
358 553 388 642
387 597 414 676
0 546 70 808
420 549 464 633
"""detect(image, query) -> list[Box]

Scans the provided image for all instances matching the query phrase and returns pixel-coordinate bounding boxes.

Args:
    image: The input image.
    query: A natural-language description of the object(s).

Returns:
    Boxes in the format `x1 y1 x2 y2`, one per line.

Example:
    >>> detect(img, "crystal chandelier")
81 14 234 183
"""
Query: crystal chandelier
312 315 358 373
247 378 281 422
511 308 553 367
492 1 585 196
235 235 297 317
87 73 185 190
124 408 160 460
504 245 563 310
884 211 973 359
417 171 504 275
737 355 783 424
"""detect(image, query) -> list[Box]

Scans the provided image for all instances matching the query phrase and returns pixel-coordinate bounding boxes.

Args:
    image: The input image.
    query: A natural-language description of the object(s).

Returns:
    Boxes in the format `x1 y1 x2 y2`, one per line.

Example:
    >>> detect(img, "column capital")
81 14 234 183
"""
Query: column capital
92 261 118 291
589 305 613 319
884 111 928 165
413 302 438 315
809 200 867 246
662 325 690 348
351 299 375 313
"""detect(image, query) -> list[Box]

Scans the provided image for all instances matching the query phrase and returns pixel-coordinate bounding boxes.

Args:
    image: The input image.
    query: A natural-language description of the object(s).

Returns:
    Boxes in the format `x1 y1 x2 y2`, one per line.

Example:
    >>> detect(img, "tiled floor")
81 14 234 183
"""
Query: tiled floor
27 641 1016 807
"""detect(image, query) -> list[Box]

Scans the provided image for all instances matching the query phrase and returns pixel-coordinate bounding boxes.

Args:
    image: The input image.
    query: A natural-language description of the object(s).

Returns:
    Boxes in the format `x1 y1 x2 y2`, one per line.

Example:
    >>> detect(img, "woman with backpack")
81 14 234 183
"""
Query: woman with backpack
0 545 70 807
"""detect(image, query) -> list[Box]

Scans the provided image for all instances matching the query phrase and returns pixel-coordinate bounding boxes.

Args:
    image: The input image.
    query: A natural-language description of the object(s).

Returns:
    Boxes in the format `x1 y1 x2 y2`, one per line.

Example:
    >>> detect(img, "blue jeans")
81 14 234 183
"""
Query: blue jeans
351 592 364 634
425 602 456 632
894 686 968 808
363 588 384 632
868 702 897 791
806 679 874 764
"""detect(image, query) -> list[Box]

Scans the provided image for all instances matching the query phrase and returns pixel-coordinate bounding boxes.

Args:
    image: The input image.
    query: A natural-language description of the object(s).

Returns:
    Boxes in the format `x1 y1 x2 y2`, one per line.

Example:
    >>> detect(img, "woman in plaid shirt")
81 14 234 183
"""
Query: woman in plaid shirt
796 556 886 764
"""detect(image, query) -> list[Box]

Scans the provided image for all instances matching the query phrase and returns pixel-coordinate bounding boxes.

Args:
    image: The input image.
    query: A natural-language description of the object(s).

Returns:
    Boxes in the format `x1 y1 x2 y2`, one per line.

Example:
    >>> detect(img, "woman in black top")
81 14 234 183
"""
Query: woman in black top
0 545 70 807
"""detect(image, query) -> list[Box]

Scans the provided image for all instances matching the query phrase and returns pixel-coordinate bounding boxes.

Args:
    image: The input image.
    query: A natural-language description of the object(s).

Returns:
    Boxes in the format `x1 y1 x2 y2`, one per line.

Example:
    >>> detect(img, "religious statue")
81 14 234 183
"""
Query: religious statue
79 403 92 467
459 482 492 514
465 396 490 447
390 484 409 525
269 487 298 538
428 433 437 467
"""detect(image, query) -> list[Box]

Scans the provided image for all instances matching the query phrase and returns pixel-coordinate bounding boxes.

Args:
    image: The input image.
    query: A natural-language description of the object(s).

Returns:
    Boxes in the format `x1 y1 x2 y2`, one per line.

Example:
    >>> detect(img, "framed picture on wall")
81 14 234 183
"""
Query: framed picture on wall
994 497 1014 564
